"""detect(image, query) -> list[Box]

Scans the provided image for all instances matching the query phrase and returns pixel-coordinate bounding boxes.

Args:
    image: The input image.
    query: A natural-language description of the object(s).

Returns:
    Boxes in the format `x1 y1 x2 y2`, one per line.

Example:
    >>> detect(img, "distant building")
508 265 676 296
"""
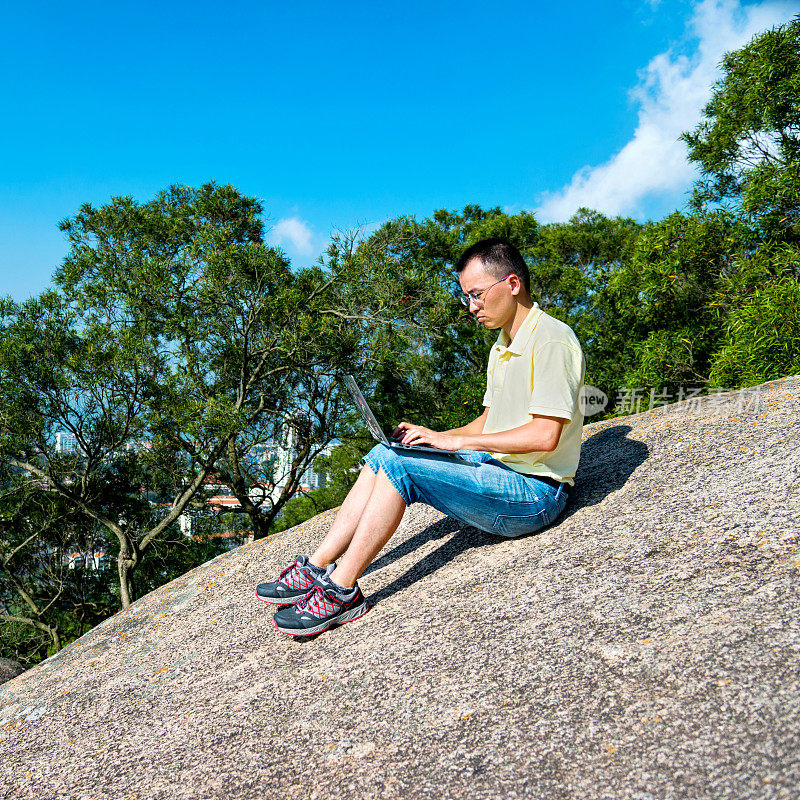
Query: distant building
65 550 109 571
299 458 327 491
272 425 330 499
125 440 153 454
179 513 197 537
274 424 296 487
206 494 242 510
274 425 326 486
55 432 78 454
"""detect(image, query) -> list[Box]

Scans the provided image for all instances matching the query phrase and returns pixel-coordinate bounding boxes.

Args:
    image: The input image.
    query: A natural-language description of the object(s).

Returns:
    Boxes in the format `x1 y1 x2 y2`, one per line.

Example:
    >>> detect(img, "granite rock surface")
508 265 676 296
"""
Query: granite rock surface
0 660 25 686
1 376 798 800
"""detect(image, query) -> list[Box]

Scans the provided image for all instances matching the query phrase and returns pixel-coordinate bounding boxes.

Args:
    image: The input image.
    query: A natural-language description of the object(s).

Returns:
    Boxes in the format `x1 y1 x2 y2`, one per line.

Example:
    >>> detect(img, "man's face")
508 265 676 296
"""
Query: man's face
458 258 516 330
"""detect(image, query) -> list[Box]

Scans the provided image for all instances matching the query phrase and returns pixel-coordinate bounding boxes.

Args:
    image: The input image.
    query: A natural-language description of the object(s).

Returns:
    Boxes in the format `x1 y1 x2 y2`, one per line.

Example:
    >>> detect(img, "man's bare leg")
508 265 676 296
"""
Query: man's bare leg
327 469 406 588
270 468 406 636
309 464 380 569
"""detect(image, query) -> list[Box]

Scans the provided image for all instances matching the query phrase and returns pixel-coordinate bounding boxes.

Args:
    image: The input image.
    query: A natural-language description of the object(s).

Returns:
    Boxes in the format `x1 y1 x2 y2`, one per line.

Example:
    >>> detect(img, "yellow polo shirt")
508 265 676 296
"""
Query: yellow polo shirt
481 303 585 484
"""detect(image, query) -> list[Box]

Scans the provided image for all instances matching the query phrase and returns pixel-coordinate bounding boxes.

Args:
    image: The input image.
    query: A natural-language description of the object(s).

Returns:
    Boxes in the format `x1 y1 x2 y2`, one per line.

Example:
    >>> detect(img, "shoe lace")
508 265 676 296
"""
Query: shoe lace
296 586 327 612
278 557 300 582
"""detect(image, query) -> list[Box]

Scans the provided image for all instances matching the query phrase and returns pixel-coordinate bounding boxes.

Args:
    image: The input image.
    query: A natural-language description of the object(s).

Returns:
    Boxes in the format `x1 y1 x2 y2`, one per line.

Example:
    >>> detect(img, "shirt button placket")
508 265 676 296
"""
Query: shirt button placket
494 351 511 398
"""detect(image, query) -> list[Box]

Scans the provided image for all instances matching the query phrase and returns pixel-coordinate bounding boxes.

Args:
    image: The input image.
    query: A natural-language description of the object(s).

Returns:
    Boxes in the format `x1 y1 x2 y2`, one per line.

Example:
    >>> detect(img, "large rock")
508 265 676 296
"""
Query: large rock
1 376 798 800
0 659 25 686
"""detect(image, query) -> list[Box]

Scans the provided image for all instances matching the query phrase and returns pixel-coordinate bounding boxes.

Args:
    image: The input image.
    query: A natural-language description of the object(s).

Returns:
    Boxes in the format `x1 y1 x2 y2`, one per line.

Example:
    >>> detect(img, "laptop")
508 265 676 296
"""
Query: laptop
343 375 476 465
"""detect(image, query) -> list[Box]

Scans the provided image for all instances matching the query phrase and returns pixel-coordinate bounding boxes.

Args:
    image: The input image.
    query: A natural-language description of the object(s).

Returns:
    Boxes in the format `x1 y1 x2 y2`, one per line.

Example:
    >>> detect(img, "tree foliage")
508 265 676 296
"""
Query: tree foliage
1 183 420 632
684 16 800 240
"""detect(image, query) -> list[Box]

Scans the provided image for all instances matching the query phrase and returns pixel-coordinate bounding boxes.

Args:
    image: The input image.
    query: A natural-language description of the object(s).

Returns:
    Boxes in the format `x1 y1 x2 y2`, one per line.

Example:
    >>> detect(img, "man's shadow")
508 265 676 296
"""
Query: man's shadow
562 424 648 517
364 424 647 608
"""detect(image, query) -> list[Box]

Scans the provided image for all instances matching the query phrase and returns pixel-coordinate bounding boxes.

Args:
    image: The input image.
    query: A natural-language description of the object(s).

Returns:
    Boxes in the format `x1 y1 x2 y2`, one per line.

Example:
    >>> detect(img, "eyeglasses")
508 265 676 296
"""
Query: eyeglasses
459 275 511 307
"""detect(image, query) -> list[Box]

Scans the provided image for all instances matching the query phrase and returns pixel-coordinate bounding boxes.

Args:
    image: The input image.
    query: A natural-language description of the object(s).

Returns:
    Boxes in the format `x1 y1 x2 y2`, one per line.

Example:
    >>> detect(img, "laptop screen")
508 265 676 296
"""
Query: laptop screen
343 375 390 445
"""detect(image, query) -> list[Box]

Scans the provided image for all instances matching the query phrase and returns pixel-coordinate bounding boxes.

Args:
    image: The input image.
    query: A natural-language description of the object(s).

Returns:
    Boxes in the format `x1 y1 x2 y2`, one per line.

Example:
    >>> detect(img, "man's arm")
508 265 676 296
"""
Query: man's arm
393 413 566 454
456 415 565 453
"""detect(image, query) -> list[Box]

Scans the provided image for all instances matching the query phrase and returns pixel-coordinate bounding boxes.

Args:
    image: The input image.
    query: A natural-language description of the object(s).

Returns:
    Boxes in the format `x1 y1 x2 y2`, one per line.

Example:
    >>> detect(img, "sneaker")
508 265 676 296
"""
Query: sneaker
272 578 369 637
255 555 327 606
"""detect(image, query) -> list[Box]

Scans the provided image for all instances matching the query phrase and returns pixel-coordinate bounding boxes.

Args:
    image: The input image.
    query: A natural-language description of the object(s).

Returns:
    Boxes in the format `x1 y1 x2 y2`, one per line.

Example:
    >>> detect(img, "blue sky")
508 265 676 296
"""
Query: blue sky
1 0 796 301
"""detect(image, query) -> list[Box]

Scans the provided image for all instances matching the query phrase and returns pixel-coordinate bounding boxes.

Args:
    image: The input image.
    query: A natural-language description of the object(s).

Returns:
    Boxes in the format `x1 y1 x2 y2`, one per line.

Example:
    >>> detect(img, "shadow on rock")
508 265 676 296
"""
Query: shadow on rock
566 424 648 515
366 524 499 607
362 515 463 577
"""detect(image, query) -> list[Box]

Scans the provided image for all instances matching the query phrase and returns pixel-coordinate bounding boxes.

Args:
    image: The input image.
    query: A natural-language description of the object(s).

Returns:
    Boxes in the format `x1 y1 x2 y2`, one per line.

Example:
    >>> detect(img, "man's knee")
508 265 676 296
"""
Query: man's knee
364 442 404 472
362 444 417 504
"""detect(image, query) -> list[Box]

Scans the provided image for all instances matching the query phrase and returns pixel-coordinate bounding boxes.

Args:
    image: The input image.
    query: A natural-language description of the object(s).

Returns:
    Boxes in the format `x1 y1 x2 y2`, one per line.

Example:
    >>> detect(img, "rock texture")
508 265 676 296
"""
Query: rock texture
0 660 25 686
1 376 799 800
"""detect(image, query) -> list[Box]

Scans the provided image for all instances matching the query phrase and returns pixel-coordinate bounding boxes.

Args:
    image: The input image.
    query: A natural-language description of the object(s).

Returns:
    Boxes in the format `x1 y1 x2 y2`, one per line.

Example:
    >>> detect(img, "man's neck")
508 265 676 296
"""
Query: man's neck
502 298 535 341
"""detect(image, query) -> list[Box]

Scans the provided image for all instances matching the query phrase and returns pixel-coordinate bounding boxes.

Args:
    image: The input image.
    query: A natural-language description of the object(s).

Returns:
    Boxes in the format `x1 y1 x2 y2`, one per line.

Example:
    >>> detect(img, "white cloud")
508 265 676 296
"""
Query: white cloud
537 0 797 222
268 216 316 256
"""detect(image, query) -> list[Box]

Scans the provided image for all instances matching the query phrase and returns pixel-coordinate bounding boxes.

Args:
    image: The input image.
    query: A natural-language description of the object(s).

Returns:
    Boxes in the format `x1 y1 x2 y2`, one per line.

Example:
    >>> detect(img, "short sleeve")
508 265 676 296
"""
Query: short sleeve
528 341 584 421
482 347 498 407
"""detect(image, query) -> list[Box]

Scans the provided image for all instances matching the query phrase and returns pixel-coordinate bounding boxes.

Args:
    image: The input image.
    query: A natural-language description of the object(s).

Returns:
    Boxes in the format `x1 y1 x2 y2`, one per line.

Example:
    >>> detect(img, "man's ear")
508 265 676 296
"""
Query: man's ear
508 274 522 296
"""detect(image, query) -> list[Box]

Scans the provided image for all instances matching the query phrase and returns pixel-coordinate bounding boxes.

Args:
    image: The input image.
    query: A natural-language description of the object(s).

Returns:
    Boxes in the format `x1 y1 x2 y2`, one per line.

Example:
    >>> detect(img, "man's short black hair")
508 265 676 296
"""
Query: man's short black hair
455 238 530 294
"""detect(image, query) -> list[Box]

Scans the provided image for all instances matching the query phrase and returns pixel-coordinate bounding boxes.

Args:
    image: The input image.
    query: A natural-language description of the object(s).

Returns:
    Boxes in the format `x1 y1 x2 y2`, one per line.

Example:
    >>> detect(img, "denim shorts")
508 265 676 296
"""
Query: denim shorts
362 443 568 538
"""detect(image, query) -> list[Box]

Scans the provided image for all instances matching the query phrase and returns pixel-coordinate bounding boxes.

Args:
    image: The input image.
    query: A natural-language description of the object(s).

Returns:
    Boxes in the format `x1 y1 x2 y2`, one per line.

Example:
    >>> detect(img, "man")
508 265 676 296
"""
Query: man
256 238 585 636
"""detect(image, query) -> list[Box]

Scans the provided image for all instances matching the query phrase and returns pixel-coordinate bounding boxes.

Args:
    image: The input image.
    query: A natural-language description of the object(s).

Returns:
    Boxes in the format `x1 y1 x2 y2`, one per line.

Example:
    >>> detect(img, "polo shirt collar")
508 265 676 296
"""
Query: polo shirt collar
493 303 543 355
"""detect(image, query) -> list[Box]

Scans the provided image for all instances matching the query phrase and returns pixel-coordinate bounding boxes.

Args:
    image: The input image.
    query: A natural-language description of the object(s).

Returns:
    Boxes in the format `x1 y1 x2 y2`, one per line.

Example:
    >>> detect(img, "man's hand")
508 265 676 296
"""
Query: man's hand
392 422 464 451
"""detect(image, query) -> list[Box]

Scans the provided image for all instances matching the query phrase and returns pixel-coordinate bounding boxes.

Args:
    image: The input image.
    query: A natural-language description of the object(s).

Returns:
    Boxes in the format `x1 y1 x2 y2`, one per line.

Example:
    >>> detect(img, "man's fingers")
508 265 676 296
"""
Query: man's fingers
392 422 439 446
401 428 419 444
407 429 430 445
392 421 410 439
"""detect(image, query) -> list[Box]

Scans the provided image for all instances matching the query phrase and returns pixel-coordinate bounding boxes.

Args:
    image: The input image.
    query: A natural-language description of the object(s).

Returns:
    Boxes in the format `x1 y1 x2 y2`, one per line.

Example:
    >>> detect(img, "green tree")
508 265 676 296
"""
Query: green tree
590 210 748 394
683 16 800 241
682 17 800 387
1 186 345 611
0 290 157 611
0 476 113 663
708 246 800 386
1 183 433 628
